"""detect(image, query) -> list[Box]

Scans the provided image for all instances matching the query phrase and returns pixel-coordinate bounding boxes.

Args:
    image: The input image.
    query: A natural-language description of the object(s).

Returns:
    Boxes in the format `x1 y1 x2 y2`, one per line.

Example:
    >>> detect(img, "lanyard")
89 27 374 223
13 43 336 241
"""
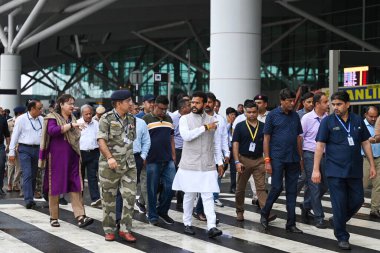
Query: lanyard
246 120 259 142
113 109 129 133
335 114 351 136
27 112 42 131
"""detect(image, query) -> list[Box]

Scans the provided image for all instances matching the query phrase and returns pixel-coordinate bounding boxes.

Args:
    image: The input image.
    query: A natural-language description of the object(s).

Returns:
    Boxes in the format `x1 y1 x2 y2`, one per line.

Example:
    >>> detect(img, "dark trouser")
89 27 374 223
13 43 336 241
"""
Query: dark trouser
0 145 6 189
225 147 236 192
18 145 39 205
328 177 363 242
175 148 184 205
81 149 100 202
261 160 300 228
134 153 147 206
296 169 310 207
146 161 176 221
303 151 328 222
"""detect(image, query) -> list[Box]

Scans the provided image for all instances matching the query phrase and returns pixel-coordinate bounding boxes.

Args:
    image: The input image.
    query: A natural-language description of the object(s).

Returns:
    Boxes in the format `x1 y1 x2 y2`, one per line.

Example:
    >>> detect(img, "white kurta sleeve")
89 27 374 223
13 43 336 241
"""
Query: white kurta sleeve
179 116 206 142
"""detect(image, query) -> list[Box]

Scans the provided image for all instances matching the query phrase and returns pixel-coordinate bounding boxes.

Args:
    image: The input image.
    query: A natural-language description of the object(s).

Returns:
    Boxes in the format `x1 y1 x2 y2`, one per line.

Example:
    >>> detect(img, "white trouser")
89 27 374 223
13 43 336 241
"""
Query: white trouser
183 192 216 230
248 176 257 199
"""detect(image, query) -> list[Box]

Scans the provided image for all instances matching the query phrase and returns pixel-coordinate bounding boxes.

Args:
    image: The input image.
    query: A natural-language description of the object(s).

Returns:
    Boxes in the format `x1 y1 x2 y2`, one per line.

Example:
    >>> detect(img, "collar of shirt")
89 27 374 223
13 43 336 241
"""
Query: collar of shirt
310 109 327 121
278 106 294 115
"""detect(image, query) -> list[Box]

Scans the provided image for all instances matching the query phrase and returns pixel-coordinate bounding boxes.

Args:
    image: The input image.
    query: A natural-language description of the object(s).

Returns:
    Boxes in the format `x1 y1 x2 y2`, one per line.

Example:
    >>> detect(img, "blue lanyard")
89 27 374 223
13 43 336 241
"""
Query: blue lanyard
335 114 351 136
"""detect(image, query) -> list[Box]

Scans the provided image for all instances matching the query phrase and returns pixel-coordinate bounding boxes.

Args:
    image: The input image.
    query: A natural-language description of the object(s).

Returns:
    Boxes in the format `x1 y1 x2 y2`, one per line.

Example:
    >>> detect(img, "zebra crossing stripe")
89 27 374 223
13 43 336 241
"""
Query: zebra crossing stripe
59 204 241 253
0 230 43 253
218 197 380 251
0 204 144 253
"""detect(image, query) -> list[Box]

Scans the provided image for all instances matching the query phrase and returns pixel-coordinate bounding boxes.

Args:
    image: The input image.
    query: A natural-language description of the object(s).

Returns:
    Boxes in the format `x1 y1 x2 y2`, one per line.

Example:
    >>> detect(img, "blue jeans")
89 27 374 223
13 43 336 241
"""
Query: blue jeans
296 169 311 208
81 149 100 201
146 161 176 221
18 145 39 204
261 160 300 228
0 145 6 189
303 151 328 222
328 177 363 242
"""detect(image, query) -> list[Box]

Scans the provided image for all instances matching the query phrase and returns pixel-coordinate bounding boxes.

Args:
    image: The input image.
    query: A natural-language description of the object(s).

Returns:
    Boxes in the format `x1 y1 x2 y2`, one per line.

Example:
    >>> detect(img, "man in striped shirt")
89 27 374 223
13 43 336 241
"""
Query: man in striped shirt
143 95 176 226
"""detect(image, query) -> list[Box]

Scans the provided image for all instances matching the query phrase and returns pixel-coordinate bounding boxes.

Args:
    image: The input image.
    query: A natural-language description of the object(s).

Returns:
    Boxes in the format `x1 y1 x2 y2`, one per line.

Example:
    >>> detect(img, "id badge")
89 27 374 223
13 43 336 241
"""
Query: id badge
249 142 256 152
347 136 354 146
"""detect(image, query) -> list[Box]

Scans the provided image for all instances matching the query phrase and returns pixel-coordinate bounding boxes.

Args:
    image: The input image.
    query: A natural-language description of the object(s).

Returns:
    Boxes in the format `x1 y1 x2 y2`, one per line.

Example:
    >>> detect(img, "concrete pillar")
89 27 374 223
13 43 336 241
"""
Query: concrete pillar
0 54 21 111
210 0 261 115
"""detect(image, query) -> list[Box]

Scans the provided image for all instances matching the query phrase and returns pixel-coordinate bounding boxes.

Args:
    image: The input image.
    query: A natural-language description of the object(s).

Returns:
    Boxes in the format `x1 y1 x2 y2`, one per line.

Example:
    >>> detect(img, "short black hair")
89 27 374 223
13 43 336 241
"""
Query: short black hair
177 99 189 110
206 92 217 102
301 92 314 102
279 88 296 100
331 91 350 103
244 100 257 109
192 91 207 103
216 99 221 106
226 107 237 115
176 93 189 102
313 92 326 106
155 95 169 105
243 99 254 107
27 99 41 112
365 105 379 114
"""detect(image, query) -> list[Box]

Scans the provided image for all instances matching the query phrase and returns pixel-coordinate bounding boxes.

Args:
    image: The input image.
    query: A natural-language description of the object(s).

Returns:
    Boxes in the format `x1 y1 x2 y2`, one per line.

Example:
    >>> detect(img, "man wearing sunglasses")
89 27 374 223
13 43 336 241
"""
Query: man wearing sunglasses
9 100 43 209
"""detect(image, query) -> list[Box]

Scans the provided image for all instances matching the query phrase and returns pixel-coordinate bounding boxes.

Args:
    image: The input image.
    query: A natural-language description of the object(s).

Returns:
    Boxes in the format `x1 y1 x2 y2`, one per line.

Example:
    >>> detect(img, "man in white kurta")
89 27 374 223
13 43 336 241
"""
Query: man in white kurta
172 91 223 238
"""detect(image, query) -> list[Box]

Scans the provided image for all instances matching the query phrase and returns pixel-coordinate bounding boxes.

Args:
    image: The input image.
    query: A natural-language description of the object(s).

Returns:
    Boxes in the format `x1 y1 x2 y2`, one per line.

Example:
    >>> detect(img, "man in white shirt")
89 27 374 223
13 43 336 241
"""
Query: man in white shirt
9 100 44 209
78 105 101 207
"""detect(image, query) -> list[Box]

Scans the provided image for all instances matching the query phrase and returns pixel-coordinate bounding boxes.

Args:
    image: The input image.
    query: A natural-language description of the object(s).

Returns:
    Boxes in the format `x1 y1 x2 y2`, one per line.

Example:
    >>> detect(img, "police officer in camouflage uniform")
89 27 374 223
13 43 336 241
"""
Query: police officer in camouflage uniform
97 90 137 242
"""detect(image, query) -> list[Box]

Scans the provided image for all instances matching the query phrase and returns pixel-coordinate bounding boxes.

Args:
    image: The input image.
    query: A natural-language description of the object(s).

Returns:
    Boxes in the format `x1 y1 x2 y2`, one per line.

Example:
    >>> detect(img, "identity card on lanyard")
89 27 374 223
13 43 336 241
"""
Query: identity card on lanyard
246 121 259 152
335 114 354 146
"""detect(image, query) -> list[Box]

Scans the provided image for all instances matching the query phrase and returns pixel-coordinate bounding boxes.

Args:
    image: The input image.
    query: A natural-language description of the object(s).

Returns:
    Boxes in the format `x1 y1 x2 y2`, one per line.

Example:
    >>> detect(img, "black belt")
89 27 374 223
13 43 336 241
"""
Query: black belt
81 148 99 153
303 150 314 153
19 143 39 148
363 155 380 159
134 152 141 156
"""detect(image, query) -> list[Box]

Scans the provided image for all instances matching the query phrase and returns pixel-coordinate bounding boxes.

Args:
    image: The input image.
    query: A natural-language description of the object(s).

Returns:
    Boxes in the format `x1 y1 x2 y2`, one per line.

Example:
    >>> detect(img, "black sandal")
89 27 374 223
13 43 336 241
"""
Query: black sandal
50 218 60 227
77 215 94 228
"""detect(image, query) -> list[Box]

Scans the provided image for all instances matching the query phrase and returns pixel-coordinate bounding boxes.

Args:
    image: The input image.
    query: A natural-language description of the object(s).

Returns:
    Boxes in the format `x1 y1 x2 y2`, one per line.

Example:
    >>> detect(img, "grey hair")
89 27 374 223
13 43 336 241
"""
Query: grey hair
80 104 93 113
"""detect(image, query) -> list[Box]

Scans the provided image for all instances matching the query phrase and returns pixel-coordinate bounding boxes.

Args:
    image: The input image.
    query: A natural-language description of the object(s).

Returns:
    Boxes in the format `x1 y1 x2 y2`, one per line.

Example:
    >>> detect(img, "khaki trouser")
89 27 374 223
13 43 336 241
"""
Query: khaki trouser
235 155 267 213
363 157 380 212
49 192 85 219
7 153 21 187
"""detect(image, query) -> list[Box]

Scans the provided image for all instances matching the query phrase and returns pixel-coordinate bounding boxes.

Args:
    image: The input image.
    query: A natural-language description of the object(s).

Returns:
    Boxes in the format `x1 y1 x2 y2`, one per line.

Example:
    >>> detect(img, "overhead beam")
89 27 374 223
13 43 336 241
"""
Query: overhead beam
132 31 209 75
262 18 302 28
137 21 187 34
62 70 89 92
8 7 23 51
10 0 47 53
63 0 100 13
186 21 209 61
262 19 306 54
22 72 56 91
0 24 8 48
276 0 380 51
0 0 30 14
144 38 190 74
17 0 119 52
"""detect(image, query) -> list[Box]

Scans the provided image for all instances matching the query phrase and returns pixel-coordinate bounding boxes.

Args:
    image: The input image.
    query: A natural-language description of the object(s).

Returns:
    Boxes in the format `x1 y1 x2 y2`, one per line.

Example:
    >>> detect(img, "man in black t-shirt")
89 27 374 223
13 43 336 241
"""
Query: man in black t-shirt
232 101 276 222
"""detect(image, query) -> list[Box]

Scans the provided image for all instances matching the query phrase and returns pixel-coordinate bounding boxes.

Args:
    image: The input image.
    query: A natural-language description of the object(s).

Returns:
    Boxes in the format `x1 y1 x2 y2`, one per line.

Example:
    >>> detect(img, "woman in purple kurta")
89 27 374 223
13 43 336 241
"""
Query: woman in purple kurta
39 94 93 228
43 119 82 195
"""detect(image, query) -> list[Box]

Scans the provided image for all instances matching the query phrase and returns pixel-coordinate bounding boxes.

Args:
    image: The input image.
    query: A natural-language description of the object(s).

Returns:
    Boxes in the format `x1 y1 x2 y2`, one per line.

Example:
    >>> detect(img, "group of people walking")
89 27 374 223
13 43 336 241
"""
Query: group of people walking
0 87 379 251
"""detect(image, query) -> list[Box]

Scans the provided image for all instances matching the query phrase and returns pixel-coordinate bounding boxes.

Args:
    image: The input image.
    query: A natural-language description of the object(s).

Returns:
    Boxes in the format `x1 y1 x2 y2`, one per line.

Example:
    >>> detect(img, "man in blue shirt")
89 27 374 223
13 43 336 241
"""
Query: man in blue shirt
312 91 376 250
136 94 155 119
364 106 380 218
260 88 303 234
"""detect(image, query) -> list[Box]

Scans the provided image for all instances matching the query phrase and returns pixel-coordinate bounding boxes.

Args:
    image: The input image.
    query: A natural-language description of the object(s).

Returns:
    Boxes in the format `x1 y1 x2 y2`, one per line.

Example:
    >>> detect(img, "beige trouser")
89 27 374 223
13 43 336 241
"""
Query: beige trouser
236 155 267 213
7 153 21 187
49 192 85 219
363 157 380 212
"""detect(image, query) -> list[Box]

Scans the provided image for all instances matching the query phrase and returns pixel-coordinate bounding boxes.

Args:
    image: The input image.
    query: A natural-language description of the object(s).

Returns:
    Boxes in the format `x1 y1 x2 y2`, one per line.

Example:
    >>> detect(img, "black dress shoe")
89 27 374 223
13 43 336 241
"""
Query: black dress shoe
260 215 268 230
26 202 36 209
0 189 6 195
315 220 327 229
268 214 277 222
207 227 222 238
59 197 68 205
286 226 303 234
230 189 236 194
338 241 351 250
184 225 195 235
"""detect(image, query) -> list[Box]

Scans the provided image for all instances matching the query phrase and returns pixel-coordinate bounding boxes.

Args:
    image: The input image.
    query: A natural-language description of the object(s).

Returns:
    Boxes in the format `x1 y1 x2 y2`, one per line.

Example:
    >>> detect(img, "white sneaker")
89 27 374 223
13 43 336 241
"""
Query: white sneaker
214 199 224 207
90 199 101 207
